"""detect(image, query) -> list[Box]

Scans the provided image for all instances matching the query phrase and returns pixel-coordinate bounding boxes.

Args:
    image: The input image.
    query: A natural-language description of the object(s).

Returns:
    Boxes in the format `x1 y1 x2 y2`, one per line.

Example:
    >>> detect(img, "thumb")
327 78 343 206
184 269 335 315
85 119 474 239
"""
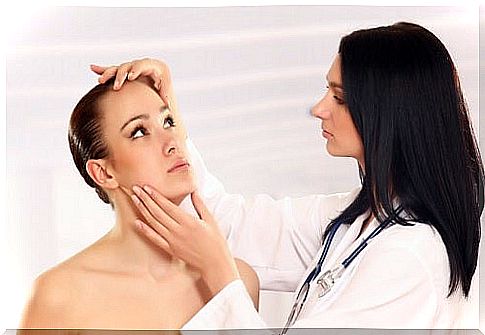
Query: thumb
191 192 212 222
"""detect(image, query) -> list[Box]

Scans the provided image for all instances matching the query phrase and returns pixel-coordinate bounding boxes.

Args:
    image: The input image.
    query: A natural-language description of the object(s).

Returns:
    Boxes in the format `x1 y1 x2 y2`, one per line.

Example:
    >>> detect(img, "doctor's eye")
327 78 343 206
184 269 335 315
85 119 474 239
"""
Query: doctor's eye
333 95 345 105
163 115 177 129
130 125 149 139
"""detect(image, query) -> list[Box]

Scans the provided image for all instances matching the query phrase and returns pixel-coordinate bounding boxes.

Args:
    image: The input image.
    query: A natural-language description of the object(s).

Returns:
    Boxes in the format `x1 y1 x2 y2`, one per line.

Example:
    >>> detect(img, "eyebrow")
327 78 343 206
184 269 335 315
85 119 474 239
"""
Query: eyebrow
326 76 344 90
120 114 149 132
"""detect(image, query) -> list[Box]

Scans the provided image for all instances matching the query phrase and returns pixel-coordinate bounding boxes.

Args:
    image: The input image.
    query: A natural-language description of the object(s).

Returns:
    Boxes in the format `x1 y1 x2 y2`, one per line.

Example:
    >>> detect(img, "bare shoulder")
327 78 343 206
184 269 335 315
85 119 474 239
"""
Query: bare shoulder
18 242 103 329
19 259 82 328
234 258 260 310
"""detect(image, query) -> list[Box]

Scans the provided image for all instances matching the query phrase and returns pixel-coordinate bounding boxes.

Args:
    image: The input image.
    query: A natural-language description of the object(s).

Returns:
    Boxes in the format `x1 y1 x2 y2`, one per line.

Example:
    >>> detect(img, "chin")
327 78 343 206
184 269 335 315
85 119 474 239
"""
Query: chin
167 182 197 206
325 143 338 157
326 143 348 158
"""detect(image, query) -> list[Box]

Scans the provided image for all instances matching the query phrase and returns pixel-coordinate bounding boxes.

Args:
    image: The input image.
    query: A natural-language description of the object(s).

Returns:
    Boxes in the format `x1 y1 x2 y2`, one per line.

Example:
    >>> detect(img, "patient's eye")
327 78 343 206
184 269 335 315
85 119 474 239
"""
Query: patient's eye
163 115 177 129
130 125 148 139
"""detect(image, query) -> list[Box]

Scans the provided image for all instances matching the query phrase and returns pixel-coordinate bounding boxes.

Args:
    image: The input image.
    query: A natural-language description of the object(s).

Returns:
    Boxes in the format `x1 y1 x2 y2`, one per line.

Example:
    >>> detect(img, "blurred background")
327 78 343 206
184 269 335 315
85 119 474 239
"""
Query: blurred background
4 5 479 329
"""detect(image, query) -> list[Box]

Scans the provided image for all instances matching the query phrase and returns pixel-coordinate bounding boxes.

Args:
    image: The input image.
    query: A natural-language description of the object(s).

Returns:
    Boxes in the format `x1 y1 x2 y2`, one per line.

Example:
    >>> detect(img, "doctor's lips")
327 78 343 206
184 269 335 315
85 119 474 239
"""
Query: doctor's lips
167 159 190 173
322 128 334 138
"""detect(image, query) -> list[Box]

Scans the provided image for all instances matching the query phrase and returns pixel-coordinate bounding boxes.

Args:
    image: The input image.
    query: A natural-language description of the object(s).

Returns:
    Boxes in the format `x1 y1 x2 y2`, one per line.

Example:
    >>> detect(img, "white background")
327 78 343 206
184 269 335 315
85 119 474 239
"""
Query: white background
3 4 480 330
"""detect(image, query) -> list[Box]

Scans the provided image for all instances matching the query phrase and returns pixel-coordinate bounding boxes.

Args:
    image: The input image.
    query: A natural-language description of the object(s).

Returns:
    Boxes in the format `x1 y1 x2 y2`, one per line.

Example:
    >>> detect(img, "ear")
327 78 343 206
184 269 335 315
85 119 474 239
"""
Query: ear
86 159 119 191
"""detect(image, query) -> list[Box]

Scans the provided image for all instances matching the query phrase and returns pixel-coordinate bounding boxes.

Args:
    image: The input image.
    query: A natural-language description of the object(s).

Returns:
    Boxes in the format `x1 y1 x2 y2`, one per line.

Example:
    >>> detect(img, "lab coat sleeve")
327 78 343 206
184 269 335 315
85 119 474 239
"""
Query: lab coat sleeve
294 239 440 329
184 227 442 334
182 279 269 331
181 238 439 330
184 138 359 292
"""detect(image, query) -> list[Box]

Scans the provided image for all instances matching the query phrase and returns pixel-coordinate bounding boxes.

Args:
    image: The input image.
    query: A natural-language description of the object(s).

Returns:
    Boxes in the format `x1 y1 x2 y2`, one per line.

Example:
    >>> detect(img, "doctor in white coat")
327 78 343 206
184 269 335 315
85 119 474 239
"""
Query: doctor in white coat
92 22 483 331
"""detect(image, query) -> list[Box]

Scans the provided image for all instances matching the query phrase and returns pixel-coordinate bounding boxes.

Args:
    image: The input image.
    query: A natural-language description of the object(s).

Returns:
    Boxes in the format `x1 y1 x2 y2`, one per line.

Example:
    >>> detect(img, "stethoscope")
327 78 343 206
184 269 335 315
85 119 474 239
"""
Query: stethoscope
280 207 403 335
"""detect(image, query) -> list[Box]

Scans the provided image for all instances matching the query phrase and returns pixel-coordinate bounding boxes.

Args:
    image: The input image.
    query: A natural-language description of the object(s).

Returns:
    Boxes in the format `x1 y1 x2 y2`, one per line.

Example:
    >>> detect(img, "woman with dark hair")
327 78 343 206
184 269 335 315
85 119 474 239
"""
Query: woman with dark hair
19 76 259 329
93 22 483 329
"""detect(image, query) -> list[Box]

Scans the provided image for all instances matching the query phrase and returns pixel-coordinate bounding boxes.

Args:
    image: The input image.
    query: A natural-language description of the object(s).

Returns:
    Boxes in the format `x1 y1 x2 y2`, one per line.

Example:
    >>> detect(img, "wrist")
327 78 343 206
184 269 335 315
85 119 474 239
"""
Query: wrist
202 259 240 296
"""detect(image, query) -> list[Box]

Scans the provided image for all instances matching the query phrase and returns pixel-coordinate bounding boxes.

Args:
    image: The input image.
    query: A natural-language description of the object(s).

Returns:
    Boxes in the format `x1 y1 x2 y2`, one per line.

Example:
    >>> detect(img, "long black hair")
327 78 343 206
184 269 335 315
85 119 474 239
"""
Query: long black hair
326 22 483 298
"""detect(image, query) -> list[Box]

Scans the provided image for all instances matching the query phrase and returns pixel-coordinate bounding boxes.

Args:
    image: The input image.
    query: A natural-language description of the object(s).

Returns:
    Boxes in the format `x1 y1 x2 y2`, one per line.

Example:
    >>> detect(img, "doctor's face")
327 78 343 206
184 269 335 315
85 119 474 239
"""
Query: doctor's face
311 55 364 166
99 80 196 205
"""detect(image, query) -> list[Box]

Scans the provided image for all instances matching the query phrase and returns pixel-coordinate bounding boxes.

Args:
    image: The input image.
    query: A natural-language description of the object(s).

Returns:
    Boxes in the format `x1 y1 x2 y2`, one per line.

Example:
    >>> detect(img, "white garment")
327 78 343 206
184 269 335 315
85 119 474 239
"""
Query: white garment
180 139 464 330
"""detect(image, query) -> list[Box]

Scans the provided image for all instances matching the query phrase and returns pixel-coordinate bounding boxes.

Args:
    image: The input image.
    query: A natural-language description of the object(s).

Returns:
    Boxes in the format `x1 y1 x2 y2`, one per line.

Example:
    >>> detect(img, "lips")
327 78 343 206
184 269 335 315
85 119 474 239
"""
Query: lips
167 159 190 173
322 128 334 139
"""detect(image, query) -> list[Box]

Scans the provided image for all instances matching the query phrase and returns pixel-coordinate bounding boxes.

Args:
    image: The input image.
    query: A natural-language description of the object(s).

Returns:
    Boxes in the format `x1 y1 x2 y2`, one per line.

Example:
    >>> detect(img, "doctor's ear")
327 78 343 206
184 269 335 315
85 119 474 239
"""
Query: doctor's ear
86 159 119 191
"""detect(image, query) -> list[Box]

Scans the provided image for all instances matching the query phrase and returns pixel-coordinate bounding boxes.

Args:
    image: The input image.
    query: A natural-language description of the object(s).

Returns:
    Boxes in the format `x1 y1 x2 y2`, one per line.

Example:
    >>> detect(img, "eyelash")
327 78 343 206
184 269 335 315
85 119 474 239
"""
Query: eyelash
163 115 177 129
129 115 177 140
325 85 345 105
130 124 148 139
333 95 345 105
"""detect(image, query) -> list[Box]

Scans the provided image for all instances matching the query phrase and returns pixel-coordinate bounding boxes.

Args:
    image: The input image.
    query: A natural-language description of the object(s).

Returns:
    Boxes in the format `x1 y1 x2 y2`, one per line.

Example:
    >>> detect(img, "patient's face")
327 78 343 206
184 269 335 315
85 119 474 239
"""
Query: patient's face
99 80 196 204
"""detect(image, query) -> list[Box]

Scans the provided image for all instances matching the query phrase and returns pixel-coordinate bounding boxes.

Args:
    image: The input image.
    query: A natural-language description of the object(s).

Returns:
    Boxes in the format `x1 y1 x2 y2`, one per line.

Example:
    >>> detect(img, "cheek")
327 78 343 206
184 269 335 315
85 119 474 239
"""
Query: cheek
347 121 364 152
131 159 166 184
112 148 164 184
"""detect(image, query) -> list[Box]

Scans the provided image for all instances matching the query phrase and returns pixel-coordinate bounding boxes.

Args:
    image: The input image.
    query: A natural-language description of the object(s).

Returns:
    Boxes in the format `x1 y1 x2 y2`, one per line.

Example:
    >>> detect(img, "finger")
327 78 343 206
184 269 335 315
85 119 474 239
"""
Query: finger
135 219 173 255
131 192 177 235
142 184 193 225
158 79 172 110
132 186 181 231
151 70 171 109
90 64 108 75
113 62 133 90
98 66 118 84
127 60 152 82
191 192 212 221
135 66 170 109
119 185 131 198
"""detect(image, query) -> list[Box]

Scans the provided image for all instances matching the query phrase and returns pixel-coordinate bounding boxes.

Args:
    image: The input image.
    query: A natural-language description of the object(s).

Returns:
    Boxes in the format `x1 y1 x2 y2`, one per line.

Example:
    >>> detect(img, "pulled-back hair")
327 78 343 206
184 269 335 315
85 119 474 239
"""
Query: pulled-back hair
68 78 116 205
328 22 483 297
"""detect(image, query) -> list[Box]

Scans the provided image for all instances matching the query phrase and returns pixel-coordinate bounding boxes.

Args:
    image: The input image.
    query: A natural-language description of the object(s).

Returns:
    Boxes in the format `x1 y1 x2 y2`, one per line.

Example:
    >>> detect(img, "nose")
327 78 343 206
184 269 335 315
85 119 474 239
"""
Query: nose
167 145 176 155
161 131 181 156
311 96 328 120
164 138 179 156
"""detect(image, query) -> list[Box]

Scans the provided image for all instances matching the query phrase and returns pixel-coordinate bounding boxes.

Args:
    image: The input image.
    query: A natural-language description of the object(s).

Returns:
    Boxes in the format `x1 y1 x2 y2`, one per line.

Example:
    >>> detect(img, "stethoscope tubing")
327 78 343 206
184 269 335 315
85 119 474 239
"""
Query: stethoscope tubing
280 207 404 334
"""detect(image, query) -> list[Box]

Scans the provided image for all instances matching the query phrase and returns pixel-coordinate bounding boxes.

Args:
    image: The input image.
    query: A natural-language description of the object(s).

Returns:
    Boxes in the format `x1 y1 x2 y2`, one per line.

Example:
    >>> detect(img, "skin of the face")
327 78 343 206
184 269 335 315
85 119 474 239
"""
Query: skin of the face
97 80 196 205
311 55 365 167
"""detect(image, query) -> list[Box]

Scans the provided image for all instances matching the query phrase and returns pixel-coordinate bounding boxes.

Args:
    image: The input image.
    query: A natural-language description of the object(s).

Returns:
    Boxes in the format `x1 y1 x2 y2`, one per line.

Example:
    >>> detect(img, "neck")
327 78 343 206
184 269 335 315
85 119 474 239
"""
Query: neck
357 157 365 171
104 189 184 278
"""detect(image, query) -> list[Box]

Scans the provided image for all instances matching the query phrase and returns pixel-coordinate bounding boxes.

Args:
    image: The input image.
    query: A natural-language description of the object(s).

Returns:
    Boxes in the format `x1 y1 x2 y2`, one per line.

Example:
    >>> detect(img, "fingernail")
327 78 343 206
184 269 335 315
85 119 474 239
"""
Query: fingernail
131 194 140 205
114 81 119 89
132 185 141 196
143 185 152 194
128 72 135 79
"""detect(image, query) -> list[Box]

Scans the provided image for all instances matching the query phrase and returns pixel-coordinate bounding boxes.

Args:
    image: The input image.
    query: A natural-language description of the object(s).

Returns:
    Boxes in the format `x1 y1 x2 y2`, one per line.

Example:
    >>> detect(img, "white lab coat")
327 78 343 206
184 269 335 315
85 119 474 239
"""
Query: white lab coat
180 139 464 330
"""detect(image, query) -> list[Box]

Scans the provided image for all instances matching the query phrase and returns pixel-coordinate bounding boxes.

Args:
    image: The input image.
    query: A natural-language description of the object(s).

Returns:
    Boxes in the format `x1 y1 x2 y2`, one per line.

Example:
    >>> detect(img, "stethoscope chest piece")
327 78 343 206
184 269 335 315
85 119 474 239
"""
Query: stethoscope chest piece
316 264 344 298
280 207 402 334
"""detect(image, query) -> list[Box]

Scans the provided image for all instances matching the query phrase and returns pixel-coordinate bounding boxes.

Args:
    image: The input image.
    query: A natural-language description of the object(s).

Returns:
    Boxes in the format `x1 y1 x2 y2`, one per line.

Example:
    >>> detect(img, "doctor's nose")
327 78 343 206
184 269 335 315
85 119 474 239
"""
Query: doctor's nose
311 102 323 119
311 96 329 120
